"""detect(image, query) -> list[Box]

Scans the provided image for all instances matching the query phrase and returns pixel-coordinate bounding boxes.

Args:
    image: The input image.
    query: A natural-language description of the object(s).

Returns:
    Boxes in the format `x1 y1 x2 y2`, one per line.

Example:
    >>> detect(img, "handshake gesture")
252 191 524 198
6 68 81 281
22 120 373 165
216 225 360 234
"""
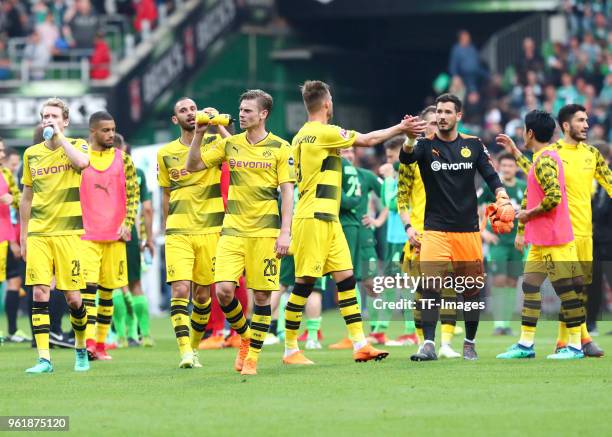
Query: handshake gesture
399 115 427 139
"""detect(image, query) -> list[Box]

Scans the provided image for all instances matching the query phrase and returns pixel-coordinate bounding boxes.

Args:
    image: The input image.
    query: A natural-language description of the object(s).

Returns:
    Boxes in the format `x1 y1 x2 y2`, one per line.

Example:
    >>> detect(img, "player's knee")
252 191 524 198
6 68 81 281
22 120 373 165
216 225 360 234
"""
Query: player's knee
215 282 235 305
171 281 190 298
336 275 356 292
193 285 211 304
32 286 49 302
492 276 506 287
252 291 270 307
65 292 82 309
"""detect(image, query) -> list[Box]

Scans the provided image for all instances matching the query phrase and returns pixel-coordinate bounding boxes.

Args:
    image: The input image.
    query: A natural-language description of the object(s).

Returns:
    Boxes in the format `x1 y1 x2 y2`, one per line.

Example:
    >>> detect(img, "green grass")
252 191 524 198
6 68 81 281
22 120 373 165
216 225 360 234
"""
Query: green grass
2 314 611 436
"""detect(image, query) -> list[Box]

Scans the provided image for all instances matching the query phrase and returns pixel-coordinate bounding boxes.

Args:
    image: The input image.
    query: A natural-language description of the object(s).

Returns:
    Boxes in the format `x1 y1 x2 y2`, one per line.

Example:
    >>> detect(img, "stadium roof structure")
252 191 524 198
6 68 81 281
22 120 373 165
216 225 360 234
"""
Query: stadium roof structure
279 0 561 18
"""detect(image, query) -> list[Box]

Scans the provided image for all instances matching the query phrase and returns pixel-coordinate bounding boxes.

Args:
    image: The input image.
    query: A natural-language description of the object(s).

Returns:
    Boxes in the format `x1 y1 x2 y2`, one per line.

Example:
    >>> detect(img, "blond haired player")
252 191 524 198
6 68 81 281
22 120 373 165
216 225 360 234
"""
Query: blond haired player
157 97 230 368
282 80 426 365
20 98 90 373
187 89 295 376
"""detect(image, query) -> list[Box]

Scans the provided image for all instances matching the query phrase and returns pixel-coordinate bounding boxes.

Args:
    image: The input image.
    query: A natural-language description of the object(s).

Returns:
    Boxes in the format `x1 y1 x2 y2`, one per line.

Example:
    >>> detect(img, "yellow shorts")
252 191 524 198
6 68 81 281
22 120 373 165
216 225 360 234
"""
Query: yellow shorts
0 240 7 282
165 233 219 285
214 235 279 291
291 218 353 278
524 241 580 282
574 235 593 285
25 235 85 291
81 240 128 289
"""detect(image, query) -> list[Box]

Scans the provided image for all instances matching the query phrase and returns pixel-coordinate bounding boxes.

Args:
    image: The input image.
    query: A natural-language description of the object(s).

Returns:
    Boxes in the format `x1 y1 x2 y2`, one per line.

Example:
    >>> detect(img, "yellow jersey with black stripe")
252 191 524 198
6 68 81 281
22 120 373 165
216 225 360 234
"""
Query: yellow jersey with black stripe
1 166 20 209
157 135 224 235
292 121 357 222
21 139 89 236
201 131 295 238
397 162 426 233
517 140 612 237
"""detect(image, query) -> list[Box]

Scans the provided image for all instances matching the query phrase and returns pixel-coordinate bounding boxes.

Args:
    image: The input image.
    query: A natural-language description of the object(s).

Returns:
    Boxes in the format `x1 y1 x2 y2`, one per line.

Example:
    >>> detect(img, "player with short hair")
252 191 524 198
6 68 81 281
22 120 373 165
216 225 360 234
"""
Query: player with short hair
400 93 510 362
186 89 295 376
478 152 526 336
496 110 586 359
157 97 230 368
499 103 612 356
20 97 90 373
397 105 462 358
80 112 139 361
282 80 425 365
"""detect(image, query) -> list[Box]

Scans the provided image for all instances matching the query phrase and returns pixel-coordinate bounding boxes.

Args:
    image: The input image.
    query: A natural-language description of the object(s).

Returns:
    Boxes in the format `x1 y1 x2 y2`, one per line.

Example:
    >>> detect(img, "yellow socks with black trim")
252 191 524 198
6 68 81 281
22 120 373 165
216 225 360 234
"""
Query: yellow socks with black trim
95 287 114 345
170 297 191 355
70 303 88 349
247 304 272 361
519 282 541 347
284 283 313 353
556 322 569 347
190 298 212 350
336 276 366 348
82 284 97 342
553 283 585 349
32 301 51 361
220 297 250 339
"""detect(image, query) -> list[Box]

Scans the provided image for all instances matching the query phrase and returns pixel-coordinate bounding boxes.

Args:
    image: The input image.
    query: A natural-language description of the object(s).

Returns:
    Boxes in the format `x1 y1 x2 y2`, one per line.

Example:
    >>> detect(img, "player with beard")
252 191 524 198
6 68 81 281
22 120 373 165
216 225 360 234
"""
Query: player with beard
157 98 230 368
400 93 510 361
80 111 139 361
499 103 612 356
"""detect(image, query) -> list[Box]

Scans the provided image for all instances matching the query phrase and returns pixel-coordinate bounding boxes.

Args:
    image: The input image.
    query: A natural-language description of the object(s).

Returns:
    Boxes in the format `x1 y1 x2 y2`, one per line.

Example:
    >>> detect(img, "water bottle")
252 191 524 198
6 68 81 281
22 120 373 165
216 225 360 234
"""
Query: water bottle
143 247 153 266
196 112 233 126
42 126 54 141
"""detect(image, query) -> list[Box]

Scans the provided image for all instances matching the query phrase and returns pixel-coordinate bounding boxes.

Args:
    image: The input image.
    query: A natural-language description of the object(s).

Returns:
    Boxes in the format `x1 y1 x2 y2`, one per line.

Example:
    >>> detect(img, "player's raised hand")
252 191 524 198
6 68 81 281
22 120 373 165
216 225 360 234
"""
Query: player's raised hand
275 230 291 258
400 116 427 139
495 134 521 158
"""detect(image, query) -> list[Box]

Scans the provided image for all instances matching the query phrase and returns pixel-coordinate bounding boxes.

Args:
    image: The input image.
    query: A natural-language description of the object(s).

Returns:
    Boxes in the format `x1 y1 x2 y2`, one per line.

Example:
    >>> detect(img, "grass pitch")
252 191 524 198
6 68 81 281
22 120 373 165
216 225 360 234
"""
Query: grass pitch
2 314 611 436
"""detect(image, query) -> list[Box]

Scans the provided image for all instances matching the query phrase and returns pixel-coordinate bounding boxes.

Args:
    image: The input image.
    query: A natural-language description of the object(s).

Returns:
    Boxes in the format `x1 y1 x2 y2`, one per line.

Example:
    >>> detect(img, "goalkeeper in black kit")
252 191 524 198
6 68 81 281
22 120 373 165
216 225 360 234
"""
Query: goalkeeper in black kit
399 94 514 361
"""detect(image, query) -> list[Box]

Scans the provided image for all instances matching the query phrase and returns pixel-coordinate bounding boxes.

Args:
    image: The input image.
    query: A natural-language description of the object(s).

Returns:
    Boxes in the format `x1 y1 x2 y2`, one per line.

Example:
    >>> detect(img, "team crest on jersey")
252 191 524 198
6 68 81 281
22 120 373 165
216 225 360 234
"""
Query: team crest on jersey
263 149 272 158
461 147 471 158
339 129 349 139
288 156 294 166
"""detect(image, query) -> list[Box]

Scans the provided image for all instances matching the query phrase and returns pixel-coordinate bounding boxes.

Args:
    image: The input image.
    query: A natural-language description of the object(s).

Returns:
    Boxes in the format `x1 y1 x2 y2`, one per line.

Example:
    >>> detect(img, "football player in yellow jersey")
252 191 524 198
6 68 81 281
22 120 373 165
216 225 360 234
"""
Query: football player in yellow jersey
157 97 230 368
282 80 426 365
186 89 295 376
397 105 461 359
499 103 612 357
20 98 90 373
80 111 139 361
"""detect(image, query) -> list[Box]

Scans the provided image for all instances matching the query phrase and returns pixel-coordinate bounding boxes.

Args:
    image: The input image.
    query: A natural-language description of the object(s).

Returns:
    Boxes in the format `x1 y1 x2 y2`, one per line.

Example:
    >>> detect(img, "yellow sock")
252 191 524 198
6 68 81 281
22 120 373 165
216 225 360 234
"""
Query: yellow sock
95 288 114 344
247 304 272 361
519 325 536 347
580 322 592 344
32 301 51 361
82 285 97 342
70 303 88 349
416 327 424 344
556 321 568 346
284 283 312 350
568 325 582 350
441 323 454 346
337 278 366 344
190 298 212 350
220 298 250 339
170 297 191 355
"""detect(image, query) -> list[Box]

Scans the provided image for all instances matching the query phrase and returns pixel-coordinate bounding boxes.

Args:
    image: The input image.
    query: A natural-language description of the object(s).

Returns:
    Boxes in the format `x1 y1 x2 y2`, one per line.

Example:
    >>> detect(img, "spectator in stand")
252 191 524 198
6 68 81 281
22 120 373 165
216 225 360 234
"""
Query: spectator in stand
517 37 544 85
557 72 581 105
1 0 29 38
463 90 485 127
50 0 68 29
63 0 99 51
0 38 11 80
22 30 51 80
580 32 601 65
599 73 612 104
36 11 60 54
134 0 158 34
448 74 466 102
449 29 484 92
592 12 607 42
90 31 111 79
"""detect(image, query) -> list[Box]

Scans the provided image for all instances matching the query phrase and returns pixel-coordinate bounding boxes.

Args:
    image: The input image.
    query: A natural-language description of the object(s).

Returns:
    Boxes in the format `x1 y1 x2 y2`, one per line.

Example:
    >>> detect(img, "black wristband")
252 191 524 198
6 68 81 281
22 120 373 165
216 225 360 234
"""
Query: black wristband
404 223 412 231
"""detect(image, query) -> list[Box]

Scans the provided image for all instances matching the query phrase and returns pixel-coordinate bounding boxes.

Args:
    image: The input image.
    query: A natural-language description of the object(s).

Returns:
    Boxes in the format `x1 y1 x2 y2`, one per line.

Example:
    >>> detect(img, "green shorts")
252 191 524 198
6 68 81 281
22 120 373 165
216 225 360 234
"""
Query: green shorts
342 225 361 281
126 237 141 283
279 255 325 292
384 242 405 276
486 243 524 278
359 245 378 279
